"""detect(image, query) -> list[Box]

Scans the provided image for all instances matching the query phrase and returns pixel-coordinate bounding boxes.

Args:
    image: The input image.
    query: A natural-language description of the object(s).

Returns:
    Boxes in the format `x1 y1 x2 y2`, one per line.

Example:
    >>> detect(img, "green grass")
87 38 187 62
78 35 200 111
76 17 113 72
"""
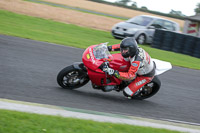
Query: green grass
0 9 199 69
0 109 181 133
0 10 119 48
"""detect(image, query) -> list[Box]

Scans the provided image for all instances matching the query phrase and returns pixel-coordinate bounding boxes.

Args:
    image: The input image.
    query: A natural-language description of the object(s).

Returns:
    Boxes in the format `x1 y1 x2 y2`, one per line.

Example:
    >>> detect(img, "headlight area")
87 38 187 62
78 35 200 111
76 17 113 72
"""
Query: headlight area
126 28 138 34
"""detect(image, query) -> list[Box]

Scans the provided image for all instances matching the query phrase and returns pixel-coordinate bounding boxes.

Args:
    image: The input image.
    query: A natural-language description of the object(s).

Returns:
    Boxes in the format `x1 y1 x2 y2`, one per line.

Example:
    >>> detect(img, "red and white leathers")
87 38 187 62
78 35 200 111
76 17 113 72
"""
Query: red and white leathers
110 44 155 96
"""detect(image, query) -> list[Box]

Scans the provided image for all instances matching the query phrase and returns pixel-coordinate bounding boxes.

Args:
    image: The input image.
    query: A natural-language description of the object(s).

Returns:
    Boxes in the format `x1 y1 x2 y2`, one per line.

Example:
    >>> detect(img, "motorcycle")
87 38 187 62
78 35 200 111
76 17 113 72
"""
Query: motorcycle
57 42 172 100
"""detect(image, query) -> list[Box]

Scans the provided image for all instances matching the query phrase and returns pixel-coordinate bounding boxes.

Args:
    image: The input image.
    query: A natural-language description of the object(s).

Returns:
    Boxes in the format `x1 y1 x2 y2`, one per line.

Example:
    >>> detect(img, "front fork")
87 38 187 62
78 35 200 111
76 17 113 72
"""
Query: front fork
72 62 89 82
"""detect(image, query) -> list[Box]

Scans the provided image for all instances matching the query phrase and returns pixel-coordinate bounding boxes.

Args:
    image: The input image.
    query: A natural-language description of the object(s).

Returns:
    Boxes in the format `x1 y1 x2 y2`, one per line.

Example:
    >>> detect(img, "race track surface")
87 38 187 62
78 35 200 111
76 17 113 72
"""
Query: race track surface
0 34 200 124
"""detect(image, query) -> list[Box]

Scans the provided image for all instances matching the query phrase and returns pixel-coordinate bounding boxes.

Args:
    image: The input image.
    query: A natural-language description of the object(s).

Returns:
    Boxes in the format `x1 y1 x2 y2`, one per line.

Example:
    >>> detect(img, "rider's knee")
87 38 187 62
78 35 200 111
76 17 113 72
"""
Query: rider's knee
123 90 131 97
123 86 133 97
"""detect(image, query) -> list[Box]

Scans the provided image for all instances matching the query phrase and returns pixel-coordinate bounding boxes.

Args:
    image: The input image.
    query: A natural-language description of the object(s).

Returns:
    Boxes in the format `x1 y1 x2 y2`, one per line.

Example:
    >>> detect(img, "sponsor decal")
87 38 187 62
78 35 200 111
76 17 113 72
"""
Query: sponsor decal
132 63 138 67
103 59 112 62
86 54 90 59
136 79 146 86
89 48 95 64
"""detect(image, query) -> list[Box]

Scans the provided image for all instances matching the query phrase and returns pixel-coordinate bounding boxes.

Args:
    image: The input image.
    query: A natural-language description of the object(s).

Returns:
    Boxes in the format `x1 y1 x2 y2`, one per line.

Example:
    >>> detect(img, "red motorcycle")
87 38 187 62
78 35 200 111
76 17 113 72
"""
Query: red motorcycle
57 43 172 100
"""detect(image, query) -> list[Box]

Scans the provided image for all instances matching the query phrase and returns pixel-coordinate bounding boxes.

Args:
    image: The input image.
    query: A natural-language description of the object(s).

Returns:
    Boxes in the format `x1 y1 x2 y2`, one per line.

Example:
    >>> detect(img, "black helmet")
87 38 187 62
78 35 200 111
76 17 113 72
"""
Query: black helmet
120 37 138 58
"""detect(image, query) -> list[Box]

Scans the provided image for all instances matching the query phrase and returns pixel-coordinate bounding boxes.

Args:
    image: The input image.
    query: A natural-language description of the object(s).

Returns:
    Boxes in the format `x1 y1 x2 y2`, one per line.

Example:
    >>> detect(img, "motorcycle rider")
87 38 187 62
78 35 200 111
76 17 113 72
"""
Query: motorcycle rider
104 37 155 98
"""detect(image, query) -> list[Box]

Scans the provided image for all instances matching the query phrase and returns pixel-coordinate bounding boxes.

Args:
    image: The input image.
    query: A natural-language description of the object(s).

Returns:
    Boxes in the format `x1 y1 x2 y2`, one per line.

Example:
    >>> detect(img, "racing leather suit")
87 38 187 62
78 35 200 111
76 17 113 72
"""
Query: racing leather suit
109 44 155 96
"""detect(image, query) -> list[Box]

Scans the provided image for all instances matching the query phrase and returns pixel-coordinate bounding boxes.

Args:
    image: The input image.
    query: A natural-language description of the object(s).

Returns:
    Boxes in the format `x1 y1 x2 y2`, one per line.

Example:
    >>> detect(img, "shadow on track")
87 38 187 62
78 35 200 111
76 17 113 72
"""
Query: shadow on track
56 86 161 107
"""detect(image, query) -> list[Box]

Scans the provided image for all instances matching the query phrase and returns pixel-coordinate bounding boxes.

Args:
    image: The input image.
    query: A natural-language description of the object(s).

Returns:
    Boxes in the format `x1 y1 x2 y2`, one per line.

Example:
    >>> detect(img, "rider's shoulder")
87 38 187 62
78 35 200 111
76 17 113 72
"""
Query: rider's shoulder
138 46 145 52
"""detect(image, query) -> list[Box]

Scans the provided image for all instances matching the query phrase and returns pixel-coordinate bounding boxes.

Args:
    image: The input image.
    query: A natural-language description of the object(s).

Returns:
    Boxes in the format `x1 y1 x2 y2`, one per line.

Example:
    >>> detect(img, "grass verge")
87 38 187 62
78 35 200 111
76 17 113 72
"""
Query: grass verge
0 9 199 69
0 109 181 133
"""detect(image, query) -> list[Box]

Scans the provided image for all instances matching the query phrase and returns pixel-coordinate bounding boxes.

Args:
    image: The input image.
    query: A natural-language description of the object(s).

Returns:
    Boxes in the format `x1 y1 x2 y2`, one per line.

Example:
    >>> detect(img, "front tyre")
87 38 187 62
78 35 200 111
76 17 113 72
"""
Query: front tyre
57 65 89 89
131 76 161 100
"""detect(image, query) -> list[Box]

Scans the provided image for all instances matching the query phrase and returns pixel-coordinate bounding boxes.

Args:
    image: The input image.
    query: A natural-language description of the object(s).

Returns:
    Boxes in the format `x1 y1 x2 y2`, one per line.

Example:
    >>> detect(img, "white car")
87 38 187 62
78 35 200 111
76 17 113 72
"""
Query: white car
111 15 180 44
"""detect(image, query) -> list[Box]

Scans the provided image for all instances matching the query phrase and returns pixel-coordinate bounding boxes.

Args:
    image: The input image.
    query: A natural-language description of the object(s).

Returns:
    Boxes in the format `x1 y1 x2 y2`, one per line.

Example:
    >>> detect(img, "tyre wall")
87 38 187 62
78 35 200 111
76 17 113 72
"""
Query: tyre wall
152 29 200 58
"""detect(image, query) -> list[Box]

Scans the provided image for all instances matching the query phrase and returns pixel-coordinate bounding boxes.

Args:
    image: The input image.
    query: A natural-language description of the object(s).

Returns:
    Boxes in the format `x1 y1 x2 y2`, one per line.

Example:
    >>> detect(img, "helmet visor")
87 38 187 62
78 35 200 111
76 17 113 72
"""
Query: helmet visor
120 47 129 58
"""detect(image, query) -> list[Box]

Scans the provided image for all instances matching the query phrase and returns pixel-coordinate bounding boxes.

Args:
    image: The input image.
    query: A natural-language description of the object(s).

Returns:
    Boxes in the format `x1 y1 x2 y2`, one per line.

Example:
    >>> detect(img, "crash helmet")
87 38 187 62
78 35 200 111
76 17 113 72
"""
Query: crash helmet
120 37 138 58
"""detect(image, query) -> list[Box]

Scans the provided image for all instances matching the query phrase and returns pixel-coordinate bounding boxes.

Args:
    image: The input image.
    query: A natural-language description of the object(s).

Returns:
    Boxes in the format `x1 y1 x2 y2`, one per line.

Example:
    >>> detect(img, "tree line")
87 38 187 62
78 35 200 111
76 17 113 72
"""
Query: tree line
87 0 200 20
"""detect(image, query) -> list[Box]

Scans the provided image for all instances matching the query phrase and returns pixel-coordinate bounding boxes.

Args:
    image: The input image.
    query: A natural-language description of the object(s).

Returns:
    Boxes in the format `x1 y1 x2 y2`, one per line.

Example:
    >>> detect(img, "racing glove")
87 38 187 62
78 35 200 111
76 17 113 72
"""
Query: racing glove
99 62 120 78
107 46 112 51
102 67 120 78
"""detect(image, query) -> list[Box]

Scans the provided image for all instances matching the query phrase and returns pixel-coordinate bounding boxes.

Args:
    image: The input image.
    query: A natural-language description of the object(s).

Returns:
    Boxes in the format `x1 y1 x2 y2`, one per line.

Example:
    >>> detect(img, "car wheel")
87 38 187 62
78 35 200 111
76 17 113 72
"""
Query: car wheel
137 34 146 45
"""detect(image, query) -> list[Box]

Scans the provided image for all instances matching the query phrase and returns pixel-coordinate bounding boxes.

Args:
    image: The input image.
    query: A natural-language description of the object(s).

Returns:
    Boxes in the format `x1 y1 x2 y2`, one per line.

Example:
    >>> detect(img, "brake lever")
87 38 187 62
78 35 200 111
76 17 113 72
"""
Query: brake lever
104 61 109 68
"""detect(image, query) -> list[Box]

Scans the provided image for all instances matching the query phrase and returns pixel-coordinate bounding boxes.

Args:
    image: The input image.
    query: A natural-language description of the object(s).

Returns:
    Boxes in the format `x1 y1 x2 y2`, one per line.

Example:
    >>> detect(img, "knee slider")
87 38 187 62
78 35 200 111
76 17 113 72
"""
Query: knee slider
123 90 131 97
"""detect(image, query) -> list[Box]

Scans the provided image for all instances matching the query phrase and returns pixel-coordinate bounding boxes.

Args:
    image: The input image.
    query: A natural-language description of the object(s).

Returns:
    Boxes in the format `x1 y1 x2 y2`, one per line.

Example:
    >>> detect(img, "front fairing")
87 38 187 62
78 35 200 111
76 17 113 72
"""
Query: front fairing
82 43 130 72
82 43 111 72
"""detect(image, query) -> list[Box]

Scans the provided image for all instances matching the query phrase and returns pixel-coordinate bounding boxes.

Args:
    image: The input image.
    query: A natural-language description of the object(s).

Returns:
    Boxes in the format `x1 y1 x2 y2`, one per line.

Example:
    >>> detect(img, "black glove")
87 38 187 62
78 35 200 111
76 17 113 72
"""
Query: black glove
99 62 120 78
102 66 120 78
107 46 112 51
99 62 113 75
104 68 120 78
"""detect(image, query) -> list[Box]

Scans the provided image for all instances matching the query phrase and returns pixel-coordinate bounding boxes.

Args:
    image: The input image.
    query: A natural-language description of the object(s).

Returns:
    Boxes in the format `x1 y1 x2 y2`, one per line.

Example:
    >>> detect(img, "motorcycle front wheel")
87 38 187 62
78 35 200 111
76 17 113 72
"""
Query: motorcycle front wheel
57 65 89 89
131 76 161 100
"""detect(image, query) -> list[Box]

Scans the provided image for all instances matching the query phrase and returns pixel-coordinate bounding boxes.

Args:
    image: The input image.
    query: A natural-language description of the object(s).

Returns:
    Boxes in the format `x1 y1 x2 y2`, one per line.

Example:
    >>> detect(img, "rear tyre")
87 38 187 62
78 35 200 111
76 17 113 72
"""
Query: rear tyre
57 65 89 89
131 76 161 100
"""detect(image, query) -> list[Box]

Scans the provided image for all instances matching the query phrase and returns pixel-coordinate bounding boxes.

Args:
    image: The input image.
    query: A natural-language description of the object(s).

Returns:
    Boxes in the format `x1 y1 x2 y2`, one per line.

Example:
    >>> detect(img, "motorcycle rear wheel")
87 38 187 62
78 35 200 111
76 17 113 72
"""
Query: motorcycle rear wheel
131 76 161 100
57 65 89 89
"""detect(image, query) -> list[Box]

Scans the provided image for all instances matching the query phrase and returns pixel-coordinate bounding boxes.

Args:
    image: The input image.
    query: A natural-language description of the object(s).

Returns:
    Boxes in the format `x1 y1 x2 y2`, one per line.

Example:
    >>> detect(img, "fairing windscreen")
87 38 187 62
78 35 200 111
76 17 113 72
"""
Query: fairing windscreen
93 43 112 59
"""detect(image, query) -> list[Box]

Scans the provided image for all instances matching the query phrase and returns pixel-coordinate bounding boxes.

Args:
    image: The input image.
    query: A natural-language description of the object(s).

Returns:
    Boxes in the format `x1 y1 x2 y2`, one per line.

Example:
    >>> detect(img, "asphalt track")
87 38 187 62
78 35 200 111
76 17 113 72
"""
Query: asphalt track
0 34 200 124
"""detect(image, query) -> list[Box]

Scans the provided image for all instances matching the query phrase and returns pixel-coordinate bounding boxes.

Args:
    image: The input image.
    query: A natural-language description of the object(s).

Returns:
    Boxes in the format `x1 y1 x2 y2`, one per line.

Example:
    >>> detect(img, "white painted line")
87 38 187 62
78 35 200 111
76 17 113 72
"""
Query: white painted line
162 119 200 126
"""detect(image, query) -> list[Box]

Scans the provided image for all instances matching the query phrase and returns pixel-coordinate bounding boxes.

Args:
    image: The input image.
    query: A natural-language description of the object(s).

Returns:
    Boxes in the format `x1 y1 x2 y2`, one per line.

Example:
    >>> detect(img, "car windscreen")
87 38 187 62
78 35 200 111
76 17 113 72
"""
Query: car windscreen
126 16 153 26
